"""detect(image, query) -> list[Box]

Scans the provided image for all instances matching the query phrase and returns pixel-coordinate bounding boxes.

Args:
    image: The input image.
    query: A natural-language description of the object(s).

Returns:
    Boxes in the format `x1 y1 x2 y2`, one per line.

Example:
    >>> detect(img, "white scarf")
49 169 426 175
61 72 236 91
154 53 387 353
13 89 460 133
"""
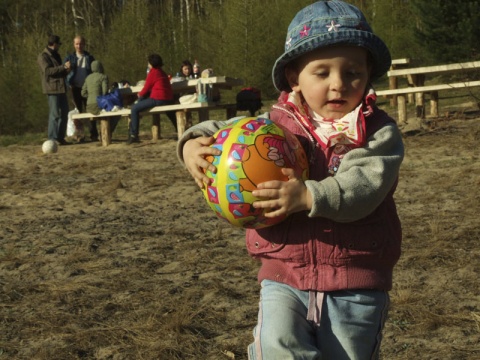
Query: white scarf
285 88 377 149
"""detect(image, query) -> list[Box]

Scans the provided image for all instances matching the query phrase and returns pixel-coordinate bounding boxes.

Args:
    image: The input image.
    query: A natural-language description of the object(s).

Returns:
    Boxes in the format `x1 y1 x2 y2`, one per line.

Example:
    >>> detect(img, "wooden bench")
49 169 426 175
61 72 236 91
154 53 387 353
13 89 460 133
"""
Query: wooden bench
71 109 131 146
376 80 480 124
148 102 236 140
71 102 236 146
387 61 480 79
388 58 411 106
378 60 480 124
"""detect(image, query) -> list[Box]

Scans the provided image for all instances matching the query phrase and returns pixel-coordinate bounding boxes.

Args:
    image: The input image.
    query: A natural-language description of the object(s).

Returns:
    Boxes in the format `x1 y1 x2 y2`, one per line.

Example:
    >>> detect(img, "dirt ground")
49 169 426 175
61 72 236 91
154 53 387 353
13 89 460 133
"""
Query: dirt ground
0 112 479 359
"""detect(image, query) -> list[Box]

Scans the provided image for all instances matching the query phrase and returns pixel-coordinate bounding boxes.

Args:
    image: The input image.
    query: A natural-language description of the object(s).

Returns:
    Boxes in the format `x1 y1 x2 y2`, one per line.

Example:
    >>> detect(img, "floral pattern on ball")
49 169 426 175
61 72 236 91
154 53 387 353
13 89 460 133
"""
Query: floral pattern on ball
202 117 309 229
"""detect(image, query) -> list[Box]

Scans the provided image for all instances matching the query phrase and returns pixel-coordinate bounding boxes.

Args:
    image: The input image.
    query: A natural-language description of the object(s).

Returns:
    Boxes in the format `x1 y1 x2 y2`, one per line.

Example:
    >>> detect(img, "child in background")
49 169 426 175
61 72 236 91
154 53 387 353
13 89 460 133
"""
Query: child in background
81 60 109 141
180 60 193 79
177 1 404 359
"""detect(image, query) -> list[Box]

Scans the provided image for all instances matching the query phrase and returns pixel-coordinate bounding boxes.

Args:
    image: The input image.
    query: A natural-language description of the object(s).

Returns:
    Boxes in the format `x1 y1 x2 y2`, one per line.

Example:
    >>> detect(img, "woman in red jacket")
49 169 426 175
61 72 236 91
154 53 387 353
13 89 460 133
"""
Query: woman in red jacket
128 54 176 144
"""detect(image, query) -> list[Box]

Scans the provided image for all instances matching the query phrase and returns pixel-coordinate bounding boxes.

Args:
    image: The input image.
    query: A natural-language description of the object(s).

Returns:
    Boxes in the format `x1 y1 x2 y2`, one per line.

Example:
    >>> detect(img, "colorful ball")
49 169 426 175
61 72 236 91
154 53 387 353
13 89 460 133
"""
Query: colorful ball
202 117 309 229
42 140 58 154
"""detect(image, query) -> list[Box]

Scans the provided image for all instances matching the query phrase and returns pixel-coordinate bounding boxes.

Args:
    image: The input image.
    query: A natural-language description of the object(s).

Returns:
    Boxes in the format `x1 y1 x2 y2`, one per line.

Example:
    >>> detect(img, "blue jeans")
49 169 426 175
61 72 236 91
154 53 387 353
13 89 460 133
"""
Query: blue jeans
248 280 389 360
129 98 176 137
47 93 69 141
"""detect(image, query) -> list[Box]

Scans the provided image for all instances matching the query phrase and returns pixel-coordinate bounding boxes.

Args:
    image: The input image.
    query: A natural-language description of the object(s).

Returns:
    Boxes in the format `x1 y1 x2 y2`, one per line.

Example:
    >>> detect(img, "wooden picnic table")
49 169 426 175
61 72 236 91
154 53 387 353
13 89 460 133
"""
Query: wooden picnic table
73 76 244 146
123 76 244 95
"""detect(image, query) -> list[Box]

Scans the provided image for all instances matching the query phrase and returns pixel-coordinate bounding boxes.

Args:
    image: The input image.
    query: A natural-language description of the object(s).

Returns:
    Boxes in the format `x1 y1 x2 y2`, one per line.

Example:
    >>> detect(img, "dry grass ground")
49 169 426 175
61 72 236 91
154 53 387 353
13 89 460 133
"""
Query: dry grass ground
0 108 479 359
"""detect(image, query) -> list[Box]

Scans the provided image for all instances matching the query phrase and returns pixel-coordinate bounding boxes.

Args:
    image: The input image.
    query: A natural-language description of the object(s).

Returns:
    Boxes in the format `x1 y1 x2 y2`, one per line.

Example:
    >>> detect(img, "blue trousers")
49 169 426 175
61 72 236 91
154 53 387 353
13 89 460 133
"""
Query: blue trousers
248 280 389 360
47 93 69 141
129 98 176 137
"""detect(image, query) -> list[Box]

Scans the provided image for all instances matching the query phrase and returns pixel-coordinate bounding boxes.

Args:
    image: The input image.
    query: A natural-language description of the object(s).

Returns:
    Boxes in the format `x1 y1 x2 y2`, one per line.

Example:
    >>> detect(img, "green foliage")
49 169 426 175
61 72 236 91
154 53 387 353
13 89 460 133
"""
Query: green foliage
411 0 480 64
199 0 315 99
0 132 45 146
102 1 156 85
1 0 480 137
368 0 421 62
0 29 49 136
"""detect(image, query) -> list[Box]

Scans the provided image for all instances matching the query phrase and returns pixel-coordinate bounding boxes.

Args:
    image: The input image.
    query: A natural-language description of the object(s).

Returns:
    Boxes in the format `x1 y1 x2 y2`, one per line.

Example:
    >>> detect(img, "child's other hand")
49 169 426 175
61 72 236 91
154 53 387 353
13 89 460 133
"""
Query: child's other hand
252 168 312 218
183 136 221 189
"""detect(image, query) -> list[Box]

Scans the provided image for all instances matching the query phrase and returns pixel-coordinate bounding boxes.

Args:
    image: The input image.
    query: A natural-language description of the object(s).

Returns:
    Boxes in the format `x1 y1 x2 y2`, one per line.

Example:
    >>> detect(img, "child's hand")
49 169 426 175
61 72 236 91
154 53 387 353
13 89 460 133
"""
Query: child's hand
252 168 312 218
183 136 221 189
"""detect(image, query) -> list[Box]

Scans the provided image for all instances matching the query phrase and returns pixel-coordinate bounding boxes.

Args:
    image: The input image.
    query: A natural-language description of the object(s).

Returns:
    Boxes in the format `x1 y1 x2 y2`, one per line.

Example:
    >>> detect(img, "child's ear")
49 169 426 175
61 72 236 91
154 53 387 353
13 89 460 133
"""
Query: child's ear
285 65 300 92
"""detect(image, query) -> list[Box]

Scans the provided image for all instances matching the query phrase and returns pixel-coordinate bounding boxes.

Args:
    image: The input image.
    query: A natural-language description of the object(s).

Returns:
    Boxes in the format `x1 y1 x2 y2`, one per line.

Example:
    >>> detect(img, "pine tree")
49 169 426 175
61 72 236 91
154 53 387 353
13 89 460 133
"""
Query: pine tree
411 0 480 64
368 0 420 62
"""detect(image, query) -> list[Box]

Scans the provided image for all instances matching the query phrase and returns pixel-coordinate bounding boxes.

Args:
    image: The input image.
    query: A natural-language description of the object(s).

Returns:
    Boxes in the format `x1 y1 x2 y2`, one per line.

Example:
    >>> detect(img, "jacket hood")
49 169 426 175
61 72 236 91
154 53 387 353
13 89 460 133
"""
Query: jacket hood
91 60 104 73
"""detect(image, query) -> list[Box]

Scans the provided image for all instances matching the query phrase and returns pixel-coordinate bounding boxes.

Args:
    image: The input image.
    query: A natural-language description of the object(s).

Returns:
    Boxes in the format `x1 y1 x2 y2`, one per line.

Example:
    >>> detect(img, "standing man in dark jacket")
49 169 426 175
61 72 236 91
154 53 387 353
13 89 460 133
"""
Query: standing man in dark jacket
64 35 98 141
37 35 71 145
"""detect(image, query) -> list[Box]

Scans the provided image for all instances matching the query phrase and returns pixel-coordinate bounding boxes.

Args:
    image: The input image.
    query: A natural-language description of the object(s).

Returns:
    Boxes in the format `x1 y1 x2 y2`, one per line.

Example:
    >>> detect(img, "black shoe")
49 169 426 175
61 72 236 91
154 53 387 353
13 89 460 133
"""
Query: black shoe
126 135 140 145
56 139 69 145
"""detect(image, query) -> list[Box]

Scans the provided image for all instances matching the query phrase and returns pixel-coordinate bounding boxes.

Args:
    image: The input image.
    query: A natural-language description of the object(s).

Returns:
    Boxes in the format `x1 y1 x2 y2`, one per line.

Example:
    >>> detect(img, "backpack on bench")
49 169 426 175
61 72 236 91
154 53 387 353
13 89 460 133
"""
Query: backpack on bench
236 87 263 116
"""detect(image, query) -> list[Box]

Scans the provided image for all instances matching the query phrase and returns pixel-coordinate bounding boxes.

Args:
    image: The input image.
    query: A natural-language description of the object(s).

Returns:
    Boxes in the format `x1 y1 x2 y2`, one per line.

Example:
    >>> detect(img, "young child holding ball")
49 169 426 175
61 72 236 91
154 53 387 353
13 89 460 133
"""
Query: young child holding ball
177 1 404 359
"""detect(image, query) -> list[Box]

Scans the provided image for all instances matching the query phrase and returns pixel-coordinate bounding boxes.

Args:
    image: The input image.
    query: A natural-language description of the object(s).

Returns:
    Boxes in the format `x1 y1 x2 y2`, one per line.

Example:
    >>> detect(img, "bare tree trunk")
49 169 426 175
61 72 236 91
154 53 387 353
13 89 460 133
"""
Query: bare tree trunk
0 38 5 67
180 0 184 36
171 0 177 54
63 1 69 33
185 0 191 55
71 0 79 33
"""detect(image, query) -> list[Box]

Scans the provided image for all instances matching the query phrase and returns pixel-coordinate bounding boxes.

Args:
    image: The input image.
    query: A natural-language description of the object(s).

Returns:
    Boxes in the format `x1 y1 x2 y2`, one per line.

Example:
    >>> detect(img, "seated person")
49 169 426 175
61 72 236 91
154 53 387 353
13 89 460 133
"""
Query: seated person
110 79 131 91
81 60 119 138
111 80 135 106
128 53 176 144
180 60 193 79
80 60 107 141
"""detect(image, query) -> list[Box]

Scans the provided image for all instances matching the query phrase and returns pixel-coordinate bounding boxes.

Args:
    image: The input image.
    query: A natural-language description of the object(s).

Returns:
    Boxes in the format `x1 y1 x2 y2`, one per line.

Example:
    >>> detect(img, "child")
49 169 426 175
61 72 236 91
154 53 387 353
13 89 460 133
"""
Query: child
180 60 194 79
81 60 108 141
178 1 404 359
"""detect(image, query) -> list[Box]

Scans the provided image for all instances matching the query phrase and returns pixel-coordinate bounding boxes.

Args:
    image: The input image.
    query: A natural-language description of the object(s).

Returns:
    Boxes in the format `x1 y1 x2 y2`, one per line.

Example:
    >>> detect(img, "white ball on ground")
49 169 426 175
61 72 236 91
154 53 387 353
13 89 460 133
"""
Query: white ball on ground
42 140 58 154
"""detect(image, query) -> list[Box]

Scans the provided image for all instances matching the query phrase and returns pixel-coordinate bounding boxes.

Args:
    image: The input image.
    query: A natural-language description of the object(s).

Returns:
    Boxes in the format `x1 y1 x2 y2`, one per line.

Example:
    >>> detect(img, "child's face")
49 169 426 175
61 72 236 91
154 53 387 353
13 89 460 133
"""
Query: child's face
286 46 371 119
182 65 191 76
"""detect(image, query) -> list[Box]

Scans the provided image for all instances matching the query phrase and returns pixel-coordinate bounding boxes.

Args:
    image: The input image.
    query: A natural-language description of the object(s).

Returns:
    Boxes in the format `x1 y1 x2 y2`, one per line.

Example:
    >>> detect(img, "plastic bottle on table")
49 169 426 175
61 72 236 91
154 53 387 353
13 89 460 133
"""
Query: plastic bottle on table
193 60 200 79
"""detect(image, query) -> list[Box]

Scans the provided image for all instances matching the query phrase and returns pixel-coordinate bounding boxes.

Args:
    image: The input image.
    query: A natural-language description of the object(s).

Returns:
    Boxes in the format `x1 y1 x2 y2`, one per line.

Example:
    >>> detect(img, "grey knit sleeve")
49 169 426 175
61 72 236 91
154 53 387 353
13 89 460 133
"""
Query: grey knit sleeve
305 123 404 222
176 113 270 164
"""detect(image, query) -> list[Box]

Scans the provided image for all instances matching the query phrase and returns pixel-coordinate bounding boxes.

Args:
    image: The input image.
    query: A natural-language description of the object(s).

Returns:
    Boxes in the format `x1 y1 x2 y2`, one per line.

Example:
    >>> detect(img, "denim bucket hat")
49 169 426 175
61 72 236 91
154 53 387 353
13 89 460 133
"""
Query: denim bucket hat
272 0 391 92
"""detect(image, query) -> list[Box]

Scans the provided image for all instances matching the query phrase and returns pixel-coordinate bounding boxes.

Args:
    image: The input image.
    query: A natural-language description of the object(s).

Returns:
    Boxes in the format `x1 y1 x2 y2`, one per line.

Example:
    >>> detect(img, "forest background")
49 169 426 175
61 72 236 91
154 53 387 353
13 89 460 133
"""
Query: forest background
1 0 480 136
